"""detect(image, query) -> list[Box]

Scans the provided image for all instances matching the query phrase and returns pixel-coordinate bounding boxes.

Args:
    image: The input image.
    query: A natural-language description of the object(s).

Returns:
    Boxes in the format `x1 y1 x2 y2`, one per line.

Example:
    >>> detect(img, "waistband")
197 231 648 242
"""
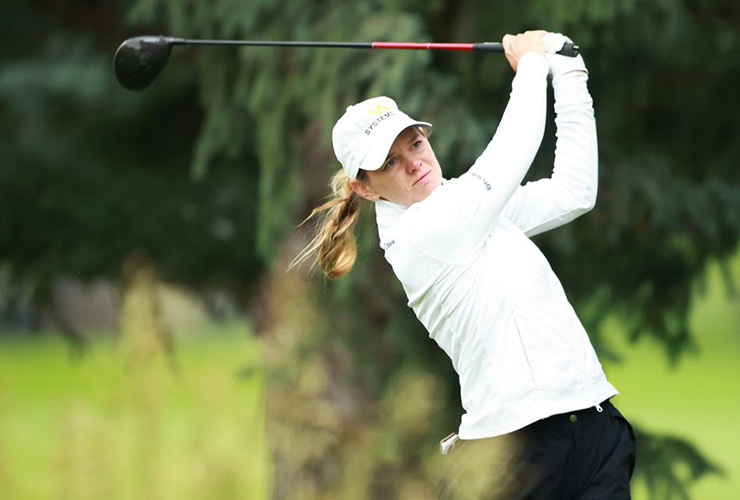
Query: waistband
440 399 614 455
530 399 613 432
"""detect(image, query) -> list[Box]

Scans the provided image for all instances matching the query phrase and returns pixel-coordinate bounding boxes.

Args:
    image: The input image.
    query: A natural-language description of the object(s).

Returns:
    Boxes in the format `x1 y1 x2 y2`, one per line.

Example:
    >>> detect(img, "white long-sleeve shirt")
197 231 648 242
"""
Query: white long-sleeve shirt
374 53 617 440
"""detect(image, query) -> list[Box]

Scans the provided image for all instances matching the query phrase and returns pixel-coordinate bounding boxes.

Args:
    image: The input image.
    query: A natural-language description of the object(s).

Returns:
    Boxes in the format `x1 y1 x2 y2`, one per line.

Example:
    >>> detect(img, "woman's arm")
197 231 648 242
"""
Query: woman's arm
466 52 549 198
501 43 598 237
410 46 549 263
408 33 550 264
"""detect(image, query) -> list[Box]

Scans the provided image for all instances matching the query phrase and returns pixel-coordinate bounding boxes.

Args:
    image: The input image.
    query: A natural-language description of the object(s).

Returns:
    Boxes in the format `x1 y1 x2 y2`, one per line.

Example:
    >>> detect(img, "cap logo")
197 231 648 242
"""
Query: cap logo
363 108 396 136
366 105 392 116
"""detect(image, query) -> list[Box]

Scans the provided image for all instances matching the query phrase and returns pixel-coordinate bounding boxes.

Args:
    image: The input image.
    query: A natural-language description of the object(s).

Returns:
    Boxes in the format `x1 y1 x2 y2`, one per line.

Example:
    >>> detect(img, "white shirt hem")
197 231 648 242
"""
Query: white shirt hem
457 386 619 440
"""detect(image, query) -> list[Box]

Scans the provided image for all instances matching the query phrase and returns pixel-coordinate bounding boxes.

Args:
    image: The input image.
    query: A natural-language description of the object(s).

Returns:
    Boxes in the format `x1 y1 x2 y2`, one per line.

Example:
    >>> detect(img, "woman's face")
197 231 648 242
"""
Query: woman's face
350 126 443 207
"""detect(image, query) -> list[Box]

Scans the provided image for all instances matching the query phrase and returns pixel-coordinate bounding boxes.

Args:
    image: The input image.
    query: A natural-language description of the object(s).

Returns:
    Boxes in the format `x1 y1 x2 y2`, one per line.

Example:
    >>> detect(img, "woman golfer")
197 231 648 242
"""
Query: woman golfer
298 31 636 499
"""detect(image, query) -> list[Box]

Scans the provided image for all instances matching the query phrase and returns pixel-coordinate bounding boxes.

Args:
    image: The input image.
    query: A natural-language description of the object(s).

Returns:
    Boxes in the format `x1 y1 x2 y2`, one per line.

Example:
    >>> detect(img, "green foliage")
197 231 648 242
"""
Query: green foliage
0 8 265 295
115 0 740 363
632 427 725 500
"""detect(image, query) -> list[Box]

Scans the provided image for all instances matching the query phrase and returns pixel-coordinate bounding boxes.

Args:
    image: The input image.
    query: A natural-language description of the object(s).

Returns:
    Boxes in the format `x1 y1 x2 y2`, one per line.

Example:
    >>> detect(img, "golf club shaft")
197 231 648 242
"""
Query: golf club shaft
165 37 579 56
113 35 582 91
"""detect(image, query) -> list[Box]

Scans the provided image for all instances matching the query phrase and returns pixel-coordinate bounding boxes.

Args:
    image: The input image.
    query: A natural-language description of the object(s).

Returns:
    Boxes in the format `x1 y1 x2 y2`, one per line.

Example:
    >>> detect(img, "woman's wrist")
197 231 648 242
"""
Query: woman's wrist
514 52 549 79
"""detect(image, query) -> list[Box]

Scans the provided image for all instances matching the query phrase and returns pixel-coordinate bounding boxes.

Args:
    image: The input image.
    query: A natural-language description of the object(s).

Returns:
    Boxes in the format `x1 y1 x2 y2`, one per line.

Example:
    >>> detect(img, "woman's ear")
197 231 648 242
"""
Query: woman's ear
349 178 379 202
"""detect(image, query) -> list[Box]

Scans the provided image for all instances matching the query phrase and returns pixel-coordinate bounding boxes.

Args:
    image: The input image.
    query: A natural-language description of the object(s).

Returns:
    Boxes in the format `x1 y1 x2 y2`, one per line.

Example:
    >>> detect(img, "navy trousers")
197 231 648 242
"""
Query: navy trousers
439 400 636 500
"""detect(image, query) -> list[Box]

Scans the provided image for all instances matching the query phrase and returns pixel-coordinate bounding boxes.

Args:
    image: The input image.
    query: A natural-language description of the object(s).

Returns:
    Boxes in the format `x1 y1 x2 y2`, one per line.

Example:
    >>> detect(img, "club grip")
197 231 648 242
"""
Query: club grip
473 42 579 57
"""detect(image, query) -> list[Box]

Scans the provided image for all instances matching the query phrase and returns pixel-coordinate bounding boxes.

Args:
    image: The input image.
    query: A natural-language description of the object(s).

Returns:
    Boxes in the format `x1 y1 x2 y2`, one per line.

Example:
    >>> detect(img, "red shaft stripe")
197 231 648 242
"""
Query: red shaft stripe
372 42 474 51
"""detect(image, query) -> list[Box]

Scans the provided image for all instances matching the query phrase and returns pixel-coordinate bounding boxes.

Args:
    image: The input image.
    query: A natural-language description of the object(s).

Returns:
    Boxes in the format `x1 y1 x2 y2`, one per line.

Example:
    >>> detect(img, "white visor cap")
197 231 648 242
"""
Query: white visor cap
332 96 432 179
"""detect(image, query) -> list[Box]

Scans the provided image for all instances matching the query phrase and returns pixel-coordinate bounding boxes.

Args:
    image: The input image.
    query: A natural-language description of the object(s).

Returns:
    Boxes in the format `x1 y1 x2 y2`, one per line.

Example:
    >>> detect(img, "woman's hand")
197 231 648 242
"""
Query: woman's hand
502 31 547 72
542 33 588 79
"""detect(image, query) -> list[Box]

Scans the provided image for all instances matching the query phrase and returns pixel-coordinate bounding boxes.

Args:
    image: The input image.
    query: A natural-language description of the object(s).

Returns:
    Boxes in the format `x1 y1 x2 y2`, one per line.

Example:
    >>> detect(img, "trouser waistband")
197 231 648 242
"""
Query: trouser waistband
531 399 613 432
439 399 613 455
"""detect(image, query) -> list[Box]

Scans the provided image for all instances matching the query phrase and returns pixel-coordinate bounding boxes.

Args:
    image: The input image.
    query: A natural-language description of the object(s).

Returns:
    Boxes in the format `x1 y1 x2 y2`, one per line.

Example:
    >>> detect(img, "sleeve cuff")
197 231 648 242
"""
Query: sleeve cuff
516 52 549 78
512 52 549 90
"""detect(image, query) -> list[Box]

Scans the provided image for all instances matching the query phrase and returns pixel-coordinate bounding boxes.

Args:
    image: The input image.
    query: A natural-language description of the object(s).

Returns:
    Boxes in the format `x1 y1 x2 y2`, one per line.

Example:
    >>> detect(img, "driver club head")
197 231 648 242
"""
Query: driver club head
114 36 175 91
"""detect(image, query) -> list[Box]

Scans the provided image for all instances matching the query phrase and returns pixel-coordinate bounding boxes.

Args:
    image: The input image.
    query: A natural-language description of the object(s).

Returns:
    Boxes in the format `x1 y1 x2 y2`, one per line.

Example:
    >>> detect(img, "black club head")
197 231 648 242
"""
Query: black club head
114 36 175 91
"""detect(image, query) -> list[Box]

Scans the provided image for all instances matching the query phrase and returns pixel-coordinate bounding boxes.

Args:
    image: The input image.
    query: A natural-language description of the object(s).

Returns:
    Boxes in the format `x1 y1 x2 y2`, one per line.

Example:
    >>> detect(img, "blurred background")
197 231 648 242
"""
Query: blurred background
1 1 739 499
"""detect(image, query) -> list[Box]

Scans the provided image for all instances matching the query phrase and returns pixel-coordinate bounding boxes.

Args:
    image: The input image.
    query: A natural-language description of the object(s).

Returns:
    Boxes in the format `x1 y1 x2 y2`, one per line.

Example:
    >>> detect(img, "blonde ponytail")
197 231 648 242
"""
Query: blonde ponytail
292 169 366 279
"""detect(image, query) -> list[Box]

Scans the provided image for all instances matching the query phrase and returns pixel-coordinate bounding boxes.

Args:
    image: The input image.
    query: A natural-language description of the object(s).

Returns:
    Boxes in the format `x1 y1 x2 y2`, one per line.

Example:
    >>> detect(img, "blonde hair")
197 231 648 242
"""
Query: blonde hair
292 169 366 279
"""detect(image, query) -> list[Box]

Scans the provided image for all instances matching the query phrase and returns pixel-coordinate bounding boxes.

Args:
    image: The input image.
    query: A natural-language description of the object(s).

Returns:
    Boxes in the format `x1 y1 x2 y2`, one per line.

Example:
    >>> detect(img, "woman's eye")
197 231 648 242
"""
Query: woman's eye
412 141 422 149
385 158 397 169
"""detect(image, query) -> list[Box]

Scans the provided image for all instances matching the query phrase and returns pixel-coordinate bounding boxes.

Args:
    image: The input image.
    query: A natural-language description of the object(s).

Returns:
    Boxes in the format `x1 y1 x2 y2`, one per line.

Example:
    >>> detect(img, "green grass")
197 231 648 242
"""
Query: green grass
0 323 269 500
604 253 740 500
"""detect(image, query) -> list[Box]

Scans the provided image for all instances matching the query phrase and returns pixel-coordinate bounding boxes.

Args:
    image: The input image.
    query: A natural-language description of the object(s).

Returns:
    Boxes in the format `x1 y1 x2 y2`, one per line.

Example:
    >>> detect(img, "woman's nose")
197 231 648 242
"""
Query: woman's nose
405 158 421 172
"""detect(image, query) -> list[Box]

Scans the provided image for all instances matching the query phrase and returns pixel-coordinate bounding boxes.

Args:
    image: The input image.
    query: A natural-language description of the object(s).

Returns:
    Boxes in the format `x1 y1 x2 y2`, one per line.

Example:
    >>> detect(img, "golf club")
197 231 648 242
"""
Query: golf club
114 36 580 91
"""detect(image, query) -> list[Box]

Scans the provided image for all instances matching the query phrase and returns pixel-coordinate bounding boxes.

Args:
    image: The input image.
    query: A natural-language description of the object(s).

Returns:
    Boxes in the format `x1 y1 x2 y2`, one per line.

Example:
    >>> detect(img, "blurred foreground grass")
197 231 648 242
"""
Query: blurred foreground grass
0 251 737 500
0 324 269 500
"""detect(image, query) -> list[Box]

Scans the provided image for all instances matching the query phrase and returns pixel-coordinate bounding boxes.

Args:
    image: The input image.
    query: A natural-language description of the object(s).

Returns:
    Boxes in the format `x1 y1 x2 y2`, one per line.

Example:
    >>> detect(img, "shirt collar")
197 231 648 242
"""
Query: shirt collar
374 179 447 240
375 199 408 241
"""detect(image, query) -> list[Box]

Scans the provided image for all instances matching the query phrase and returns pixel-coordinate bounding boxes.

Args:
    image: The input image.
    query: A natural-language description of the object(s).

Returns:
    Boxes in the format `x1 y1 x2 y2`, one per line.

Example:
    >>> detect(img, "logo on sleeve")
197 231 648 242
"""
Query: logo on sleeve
381 239 396 251
471 173 492 191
